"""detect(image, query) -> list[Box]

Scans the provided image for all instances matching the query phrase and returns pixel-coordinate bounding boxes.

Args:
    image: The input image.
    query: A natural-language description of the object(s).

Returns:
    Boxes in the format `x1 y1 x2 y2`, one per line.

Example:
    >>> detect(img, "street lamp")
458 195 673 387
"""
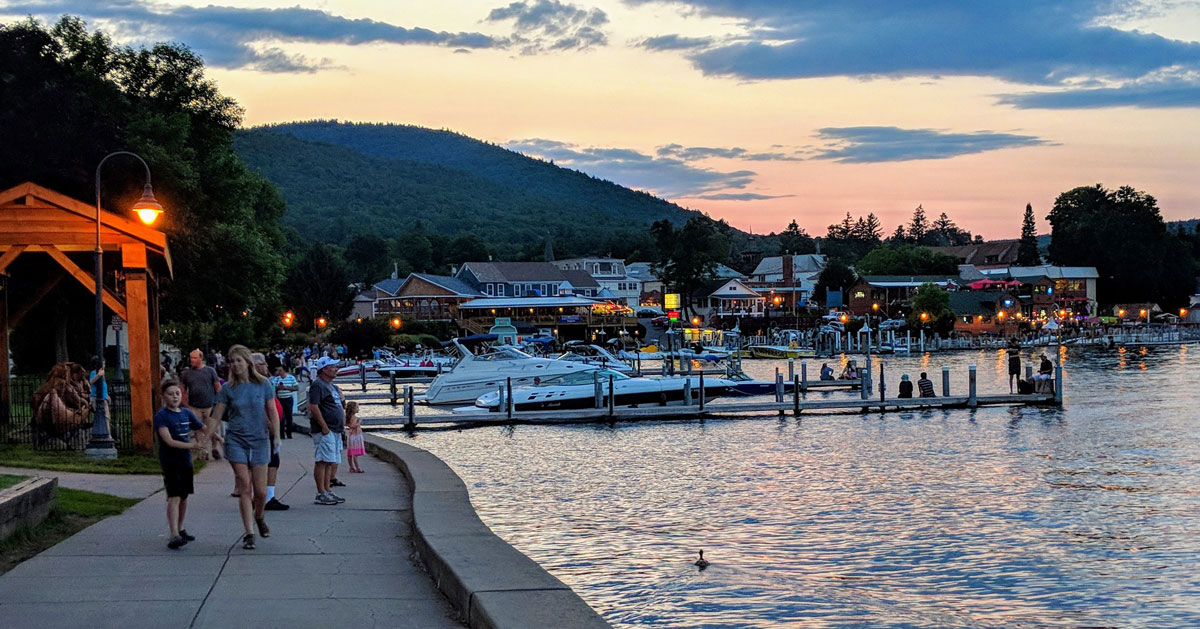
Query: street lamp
1139 308 1148 323
391 317 402 329
88 151 164 459
317 317 328 329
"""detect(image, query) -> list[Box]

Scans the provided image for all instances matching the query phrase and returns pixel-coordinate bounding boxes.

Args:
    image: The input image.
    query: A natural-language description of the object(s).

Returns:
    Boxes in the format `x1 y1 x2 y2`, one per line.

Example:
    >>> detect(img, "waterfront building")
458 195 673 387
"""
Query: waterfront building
746 254 826 311
457 261 576 298
979 265 1099 317
930 239 1024 269
360 273 484 321
454 296 636 341
551 257 640 306
948 290 1020 336
847 275 963 316
693 278 767 322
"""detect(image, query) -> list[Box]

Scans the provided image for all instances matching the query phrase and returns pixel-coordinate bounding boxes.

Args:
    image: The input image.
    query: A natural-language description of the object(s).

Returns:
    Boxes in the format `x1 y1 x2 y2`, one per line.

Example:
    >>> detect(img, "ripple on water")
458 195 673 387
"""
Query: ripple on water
384 346 1200 627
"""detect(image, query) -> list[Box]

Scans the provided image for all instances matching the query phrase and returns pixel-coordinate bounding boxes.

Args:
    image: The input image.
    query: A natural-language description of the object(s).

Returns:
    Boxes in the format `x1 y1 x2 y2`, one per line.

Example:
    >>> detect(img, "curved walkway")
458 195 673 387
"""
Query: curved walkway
0 438 463 628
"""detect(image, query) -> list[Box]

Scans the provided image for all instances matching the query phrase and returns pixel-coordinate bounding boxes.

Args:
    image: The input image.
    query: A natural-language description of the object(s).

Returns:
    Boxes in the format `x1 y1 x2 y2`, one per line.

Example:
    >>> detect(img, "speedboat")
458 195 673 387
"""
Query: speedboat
375 351 457 377
421 340 601 406
748 329 814 359
471 369 741 411
555 342 634 373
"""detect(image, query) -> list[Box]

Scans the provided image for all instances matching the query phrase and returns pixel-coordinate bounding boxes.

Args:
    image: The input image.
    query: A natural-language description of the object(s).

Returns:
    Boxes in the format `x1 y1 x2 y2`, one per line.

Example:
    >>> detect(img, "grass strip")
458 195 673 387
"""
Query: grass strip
0 486 141 574
0 474 27 490
0 444 205 475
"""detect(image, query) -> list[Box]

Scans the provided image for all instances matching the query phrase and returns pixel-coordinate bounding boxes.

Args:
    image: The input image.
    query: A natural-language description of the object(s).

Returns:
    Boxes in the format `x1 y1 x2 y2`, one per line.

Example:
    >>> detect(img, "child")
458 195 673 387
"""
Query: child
345 401 365 473
154 380 213 550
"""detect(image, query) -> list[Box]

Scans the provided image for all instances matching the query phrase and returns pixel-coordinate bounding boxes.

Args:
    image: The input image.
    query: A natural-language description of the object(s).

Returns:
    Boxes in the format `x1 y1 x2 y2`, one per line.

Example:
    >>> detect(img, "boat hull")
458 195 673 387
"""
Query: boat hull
748 345 815 359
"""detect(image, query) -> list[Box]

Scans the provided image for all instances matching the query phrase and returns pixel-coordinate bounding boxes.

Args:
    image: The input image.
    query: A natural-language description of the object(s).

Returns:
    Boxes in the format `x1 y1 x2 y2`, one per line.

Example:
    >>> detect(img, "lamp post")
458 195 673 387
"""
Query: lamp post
88 151 164 459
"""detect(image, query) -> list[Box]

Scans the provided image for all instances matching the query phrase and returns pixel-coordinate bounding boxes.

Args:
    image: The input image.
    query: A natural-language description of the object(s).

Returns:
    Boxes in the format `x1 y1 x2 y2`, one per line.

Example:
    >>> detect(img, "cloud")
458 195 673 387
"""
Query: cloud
506 138 755 197
486 0 608 53
628 1 1200 93
2 0 503 72
810 126 1052 163
639 34 713 51
998 78 1200 108
656 143 804 161
691 192 795 200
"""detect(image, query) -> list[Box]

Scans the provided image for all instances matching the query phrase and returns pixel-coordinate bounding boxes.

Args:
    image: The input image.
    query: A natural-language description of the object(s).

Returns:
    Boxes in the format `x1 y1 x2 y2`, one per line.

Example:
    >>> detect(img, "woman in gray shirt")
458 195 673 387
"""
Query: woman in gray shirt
210 344 280 550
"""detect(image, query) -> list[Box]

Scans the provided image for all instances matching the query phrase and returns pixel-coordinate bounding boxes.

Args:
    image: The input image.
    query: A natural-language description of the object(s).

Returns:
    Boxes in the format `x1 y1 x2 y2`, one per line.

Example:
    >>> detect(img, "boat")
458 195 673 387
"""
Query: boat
375 351 457 377
748 329 815 359
554 341 634 373
421 340 601 406
470 369 741 412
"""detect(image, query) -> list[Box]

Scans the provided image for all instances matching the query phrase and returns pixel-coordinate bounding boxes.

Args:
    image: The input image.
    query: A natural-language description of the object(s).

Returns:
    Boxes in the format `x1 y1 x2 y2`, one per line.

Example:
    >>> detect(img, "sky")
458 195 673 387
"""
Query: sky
3 0 1199 239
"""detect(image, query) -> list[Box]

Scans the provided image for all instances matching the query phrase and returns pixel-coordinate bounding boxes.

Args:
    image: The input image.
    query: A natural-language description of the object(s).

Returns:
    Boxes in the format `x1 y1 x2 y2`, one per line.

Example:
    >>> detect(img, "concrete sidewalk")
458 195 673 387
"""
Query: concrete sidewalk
0 466 165 499
0 438 463 628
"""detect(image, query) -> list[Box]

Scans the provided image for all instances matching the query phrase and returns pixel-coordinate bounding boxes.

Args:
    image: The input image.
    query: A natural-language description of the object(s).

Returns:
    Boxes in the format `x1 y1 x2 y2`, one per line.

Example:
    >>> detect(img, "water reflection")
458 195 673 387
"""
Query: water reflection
383 345 1200 627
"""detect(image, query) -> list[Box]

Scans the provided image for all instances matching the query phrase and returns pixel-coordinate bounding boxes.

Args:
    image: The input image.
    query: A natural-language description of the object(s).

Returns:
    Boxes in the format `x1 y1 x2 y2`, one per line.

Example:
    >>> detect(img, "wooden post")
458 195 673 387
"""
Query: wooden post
968 365 977 408
941 366 950 397
698 371 705 411
682 377 691 406
860 366 868 400
1055 364 1063 405
775 371 783 403
390 370 397 405
360 362 367 392
793 375 800 415
788 358 794 381
920 329 925 352
506 377 513 420
879 363 886 403
593 371 601 408
800 361 808 393
404 386 415 426
608 373 616 416
123 265 153 452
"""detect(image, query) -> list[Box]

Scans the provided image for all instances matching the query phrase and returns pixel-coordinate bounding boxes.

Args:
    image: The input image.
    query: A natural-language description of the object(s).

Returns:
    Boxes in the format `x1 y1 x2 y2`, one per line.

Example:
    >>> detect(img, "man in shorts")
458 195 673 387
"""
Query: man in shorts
307 356 345 505
252 353 290 511
179 349 222 458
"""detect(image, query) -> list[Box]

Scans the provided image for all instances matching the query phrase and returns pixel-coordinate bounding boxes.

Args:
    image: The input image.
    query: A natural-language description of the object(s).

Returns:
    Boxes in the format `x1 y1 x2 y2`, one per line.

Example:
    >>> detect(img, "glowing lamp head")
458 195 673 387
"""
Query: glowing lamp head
998 311 1006 319
840 314 848 323
1181 308 1189 317
1058 310 1066 317
691 317 700 326
317 317 327 328
1118 309 1126 317
872 303 879 311
1139 309 1148 317
131 183 164 225
920 312 929 321
391 317 402 329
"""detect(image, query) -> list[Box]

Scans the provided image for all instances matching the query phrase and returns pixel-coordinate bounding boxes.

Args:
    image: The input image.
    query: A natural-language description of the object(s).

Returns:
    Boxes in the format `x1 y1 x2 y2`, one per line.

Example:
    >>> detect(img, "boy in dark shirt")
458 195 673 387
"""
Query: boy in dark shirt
154 380 212 549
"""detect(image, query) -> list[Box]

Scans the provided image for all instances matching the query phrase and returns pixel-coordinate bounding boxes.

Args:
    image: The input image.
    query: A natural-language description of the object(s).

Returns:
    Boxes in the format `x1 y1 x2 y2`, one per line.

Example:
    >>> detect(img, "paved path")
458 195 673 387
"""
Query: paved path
0 466 165 499
0 438 463 628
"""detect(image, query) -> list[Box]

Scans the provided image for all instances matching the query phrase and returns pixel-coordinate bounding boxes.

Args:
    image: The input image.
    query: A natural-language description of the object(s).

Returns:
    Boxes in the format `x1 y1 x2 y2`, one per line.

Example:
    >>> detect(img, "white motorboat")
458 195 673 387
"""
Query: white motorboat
471 369 741 412
554 342 634 373
421 340 601 406
375 350 457 377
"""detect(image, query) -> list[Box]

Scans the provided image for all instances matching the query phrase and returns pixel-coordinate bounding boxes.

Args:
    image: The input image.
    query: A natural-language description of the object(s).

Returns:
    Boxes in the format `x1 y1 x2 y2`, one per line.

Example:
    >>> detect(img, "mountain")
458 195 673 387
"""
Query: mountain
233 120 706 258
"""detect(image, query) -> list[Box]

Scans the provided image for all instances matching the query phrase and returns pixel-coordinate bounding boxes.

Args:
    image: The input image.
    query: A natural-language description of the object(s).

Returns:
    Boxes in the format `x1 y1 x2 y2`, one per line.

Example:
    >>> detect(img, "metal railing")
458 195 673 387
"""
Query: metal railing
1 375 134 452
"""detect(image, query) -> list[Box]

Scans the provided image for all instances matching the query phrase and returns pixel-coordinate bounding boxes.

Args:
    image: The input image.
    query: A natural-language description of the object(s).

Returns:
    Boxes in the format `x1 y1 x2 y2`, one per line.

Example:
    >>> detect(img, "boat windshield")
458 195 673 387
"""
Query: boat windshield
535 369 629 386
473 346 534 361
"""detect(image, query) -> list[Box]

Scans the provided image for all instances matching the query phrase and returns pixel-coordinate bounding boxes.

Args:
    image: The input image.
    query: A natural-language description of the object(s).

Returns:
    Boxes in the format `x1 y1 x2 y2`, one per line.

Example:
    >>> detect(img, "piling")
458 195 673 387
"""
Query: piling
593 371 602 408
698 371 705 411
775 371 784 403
1055 364 1063 405
788 358 795 381
800 361 808 392
360 363 367 392
390 371 398 406
608 373 616 416
793 375 801 415
404 386 415 427
506 377 514 420
879 364 886 403
941 366 950 397
683 377 692 406
968 365 977 408
859 368 868 400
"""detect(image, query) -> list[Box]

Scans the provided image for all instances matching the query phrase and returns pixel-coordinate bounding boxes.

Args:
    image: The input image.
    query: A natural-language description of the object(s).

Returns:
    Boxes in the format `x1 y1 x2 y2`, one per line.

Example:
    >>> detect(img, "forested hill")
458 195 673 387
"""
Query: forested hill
233 120 703 258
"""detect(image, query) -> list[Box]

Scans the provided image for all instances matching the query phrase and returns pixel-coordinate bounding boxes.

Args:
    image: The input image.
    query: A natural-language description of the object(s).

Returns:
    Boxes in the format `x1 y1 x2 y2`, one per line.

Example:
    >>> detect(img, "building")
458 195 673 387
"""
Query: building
980 265 1099 317
948 290 1020 336
747 254 827 310
454 296 636 341
694 278 766 321
551 257 639 306
626 262 745 308
457 262 571 298
930 239 1023 269
847 275 963 316
363 273 484 321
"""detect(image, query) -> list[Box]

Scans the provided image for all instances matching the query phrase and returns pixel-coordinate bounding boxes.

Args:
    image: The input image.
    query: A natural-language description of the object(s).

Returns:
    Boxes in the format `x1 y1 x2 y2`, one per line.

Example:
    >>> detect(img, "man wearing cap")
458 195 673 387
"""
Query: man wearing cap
180 349 222 458
307 357 345 505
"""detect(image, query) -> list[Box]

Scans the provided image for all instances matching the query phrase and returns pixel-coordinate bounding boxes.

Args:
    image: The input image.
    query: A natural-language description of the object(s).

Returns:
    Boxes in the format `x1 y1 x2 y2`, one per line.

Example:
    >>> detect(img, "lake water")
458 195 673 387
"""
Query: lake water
381 345 1200 627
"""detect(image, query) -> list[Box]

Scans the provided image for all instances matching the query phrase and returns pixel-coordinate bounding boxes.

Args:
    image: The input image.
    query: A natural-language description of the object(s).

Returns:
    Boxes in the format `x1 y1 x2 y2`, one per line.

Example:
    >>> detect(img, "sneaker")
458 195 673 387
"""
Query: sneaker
327 492 345 504
314 493 338 505
167 536 186 550
179 530 196 542
265 498 290 511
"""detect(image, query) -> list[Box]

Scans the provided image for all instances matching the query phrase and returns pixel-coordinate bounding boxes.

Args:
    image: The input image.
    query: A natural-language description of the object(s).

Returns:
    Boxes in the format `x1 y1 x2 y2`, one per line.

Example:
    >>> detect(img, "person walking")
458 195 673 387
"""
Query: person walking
252 353 290 512
307 357 345 506
270 364 299 439
917 372 936 398
209 345 280 550
154 380 210 549
180 349 222 459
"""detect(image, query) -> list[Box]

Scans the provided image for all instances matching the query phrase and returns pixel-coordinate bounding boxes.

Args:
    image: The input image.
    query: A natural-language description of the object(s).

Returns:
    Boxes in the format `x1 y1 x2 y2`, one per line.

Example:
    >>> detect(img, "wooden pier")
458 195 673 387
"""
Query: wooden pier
349 363 1064 431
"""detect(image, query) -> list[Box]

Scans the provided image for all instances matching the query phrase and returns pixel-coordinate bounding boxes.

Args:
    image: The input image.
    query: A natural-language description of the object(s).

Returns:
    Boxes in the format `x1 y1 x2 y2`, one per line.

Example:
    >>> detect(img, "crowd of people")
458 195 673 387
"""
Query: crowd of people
153 343 362 551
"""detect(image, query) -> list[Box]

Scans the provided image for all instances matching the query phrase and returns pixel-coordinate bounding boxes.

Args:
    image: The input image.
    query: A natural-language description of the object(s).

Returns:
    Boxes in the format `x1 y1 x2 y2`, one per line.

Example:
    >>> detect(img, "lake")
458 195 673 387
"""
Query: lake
382 345 1200 627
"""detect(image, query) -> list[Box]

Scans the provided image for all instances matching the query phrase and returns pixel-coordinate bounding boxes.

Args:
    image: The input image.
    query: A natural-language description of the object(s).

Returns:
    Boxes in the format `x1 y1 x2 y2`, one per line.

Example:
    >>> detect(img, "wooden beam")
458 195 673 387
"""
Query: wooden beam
41 245 127 321
0 245 26 274
125 270 153 452
9 271 64 328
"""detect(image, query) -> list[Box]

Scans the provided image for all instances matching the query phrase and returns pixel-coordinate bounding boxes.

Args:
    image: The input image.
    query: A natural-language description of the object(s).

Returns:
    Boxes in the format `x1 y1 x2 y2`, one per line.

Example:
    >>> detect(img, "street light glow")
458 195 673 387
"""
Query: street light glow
391 317 402 329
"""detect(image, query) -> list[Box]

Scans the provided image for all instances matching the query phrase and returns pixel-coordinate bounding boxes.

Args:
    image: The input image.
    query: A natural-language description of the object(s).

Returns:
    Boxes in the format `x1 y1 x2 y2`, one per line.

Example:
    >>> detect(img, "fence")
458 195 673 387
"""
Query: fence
1 374 135 453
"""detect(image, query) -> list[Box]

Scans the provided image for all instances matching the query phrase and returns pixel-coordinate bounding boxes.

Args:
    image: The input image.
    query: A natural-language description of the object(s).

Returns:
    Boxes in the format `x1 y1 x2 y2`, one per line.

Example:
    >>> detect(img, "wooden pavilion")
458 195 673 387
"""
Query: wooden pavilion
0 182 171 451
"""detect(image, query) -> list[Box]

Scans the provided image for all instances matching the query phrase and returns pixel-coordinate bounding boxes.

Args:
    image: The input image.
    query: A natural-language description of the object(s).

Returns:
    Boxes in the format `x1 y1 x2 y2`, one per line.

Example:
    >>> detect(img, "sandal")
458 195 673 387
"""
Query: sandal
256 518 270 538
242 533 255 550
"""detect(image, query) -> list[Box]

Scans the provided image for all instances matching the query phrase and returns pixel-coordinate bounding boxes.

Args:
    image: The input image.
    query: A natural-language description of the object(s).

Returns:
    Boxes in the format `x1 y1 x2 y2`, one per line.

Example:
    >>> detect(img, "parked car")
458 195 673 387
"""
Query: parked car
879 318 906 330
637 307 664 318
650 315 670 327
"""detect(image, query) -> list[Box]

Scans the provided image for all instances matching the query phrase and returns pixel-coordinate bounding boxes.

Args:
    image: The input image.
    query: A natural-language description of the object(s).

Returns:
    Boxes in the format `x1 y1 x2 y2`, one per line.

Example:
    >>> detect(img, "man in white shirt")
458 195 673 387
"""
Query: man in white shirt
270 364 299 438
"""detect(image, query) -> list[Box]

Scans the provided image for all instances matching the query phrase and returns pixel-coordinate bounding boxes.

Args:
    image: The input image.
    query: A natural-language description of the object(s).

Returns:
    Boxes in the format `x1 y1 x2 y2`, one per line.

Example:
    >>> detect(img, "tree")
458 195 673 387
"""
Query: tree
282 242 354 326
929 212 972 246
1017 203 1040 265
908 282 954 337
824 212 881 262
855 245 961 276
650 216 731 315
907 205 929 243
778 220 816 254
814 259 857 307
446 234 490 266
343 233 391 285
1047 184 1196 308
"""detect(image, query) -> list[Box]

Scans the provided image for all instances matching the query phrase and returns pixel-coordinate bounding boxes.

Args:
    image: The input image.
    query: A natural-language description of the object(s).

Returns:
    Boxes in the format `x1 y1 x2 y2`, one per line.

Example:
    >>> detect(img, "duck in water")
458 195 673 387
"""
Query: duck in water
694 550 710 570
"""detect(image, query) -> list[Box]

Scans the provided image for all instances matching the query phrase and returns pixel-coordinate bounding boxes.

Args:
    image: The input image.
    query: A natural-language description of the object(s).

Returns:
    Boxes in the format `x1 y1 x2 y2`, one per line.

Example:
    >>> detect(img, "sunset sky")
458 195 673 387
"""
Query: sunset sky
3 0 1199 238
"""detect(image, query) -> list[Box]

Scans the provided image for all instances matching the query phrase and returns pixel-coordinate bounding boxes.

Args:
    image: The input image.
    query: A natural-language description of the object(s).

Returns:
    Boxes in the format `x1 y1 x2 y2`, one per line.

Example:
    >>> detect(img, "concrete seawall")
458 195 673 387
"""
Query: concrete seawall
364 434 610 629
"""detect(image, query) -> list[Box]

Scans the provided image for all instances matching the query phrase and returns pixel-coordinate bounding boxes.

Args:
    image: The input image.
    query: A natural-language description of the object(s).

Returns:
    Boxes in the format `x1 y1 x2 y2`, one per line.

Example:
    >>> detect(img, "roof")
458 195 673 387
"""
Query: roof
929 240 1020 266
709 278 762 298
373 278 406 296
353 290 376 303
625 262 657 281
460 261 568 283
410 273 484 297
948 290 1008 315
750 254 827 277
560 269 600 289
957 265 986 281
979 265 1100 280
458 296 599 309
859 275 962 288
